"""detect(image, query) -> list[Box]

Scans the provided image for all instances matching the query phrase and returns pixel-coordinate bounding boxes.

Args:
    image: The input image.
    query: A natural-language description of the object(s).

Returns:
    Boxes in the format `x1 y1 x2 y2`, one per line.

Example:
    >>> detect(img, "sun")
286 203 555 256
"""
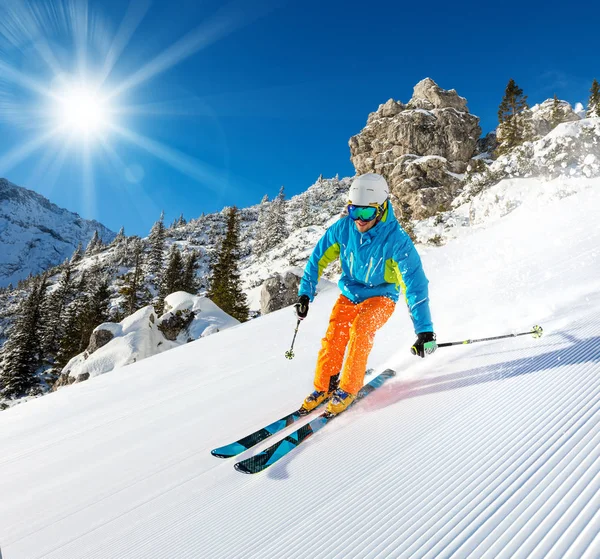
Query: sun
52 83 111 137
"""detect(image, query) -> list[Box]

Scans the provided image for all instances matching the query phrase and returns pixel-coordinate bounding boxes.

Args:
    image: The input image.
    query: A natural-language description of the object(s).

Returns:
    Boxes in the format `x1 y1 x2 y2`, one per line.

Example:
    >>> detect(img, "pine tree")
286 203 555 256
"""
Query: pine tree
587 79 600 118
56 298 87 368
55 271 110 368
496 78 530 156
86 276 111 331
208 207 249 322
85 230 102 256
294 193 312 229
551 94 562 130
71 242 83 264
182 250 200 294
120 238 147 315
148 211 166 278
269 186 288 248
160 244 185 301
41 264 74 361
253 194 270 256
0 275 48 398
111 227 126 246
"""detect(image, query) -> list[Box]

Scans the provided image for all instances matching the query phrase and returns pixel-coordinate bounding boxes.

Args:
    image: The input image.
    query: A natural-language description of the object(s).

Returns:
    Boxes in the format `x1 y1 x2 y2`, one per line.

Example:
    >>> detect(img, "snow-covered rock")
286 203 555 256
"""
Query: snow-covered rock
459 118 600 204
57 294 239 383
162 291 240 340
0 178 114 287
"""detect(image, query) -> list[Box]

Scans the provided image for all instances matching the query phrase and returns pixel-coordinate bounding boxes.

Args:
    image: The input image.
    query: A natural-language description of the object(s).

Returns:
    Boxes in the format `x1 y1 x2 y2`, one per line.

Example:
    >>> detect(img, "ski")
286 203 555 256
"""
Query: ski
234 369 396 474
211 404 324 458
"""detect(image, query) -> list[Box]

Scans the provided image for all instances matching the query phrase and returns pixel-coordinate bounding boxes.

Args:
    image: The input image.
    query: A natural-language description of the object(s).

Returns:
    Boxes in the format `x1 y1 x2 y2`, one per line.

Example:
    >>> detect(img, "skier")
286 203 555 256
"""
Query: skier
295 173 436 415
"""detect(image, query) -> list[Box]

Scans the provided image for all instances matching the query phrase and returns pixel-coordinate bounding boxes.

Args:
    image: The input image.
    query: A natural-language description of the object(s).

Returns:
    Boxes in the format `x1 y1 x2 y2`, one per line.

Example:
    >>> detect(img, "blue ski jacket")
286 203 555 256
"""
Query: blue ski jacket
298 202 434 334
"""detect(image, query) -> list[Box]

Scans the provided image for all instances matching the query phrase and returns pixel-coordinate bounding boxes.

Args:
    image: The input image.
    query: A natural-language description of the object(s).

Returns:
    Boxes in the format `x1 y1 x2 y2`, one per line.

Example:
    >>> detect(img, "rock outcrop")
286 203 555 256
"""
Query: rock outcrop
527 99 581 139
260 270 302 315
157 308 195 341
349 78 481 218
87 328 115 354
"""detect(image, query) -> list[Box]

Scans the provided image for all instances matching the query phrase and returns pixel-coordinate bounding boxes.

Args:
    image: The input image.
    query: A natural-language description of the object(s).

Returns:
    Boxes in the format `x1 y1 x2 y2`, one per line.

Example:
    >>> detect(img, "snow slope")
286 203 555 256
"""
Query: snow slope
0 184 599 558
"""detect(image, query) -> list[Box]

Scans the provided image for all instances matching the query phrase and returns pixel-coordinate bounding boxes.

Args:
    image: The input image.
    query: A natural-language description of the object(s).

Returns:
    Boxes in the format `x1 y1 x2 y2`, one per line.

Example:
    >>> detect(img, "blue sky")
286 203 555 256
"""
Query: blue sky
0 0 598 237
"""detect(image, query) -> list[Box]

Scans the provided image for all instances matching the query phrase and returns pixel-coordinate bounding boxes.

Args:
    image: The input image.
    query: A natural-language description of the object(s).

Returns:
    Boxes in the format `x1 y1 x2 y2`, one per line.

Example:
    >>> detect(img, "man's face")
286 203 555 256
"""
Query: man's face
355 219 377 233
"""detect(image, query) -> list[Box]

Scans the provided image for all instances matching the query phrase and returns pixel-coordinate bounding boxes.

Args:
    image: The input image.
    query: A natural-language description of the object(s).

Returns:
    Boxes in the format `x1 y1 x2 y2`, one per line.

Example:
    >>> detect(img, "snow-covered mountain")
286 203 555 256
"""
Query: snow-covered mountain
0 177 598 558
0 178 115 287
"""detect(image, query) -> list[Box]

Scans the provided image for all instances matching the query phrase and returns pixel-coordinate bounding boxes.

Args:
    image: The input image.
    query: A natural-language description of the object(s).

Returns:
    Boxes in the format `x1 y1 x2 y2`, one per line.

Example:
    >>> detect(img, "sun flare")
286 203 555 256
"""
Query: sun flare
53 84 111 137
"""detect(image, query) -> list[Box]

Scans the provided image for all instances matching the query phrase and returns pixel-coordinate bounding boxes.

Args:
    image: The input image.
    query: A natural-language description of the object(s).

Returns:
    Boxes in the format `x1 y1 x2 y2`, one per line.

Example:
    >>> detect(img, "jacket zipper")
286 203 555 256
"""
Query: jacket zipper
365 257 374 283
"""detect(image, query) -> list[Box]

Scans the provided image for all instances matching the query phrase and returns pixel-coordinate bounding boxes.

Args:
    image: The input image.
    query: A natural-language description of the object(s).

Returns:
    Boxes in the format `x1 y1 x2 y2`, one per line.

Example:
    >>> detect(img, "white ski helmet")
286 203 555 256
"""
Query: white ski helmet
348 173 389 207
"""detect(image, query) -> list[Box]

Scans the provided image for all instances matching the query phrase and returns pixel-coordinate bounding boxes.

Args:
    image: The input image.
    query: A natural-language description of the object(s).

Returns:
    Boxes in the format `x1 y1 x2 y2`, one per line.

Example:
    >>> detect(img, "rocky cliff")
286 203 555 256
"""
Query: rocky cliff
349 78 481 219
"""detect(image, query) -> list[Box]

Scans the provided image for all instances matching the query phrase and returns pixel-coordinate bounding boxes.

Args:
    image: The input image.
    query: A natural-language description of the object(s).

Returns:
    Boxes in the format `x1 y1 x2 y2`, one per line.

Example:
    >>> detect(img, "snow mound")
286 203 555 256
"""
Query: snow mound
62 294 239 381
163 291 240 340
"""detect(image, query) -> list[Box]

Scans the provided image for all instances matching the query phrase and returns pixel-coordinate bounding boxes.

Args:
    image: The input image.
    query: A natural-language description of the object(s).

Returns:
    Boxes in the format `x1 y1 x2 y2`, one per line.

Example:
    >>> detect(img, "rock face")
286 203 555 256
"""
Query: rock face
87 328 115 354
349 78 481 218
527 99 581 138
260 271 301 315
158 309 195 341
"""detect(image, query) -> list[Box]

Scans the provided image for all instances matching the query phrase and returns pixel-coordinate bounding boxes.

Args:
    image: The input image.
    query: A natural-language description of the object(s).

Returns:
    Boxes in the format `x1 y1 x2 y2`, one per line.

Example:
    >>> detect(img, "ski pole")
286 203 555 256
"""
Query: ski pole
285 319 302 359
414 325 543 354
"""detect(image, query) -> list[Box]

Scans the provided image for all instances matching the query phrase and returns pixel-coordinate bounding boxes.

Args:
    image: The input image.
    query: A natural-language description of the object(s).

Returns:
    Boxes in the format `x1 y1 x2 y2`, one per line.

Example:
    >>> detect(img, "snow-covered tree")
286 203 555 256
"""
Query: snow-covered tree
269 186 288 247
119 238 148 315
70 242 83 264
253 194 271 256
0 274 48 398
111 226 126 246
182 250 200 294
85 230 102 256
588 79 600 118
41 264 75 361
496 79 530 156
293 193 312 229
147 211 166 279
160 244 185 301
56 271 111 368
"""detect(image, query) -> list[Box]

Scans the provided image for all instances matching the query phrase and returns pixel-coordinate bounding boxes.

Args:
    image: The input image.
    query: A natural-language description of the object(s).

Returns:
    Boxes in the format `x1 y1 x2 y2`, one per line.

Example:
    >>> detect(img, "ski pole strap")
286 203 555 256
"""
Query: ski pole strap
438 325 543 349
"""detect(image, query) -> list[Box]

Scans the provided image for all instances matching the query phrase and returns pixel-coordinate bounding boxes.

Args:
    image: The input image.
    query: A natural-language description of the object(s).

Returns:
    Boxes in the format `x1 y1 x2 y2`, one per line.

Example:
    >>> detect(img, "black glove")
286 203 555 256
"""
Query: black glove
411 332 437 358
295 295 310 320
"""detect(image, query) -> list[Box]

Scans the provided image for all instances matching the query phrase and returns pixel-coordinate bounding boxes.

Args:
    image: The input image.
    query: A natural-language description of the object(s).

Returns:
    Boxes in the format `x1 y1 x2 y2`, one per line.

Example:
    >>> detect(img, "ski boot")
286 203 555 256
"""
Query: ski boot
299 373 339 415
325 388 356 416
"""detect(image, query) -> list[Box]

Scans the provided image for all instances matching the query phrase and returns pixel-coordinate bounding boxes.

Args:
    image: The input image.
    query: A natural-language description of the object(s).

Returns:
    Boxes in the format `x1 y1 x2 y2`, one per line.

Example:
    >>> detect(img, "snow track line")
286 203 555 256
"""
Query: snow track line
472 410 600 556
257 321 600 559
302 335 597 557
431 380 600 558
398 337 600 556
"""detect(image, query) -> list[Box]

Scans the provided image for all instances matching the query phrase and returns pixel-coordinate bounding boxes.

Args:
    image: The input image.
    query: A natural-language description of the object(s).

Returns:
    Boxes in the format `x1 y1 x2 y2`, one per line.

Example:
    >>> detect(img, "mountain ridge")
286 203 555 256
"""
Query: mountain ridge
0 178 115 287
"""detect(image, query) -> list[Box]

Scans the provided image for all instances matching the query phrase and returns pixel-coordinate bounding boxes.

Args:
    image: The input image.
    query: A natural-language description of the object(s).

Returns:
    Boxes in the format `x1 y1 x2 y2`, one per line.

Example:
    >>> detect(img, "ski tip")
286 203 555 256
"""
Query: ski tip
211 450 233 458
382 368 397 376
234 462 255 474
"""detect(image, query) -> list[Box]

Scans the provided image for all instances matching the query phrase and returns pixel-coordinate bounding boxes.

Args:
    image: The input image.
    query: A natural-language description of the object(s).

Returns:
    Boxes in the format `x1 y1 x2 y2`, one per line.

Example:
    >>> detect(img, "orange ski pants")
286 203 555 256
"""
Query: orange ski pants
314 295 396 395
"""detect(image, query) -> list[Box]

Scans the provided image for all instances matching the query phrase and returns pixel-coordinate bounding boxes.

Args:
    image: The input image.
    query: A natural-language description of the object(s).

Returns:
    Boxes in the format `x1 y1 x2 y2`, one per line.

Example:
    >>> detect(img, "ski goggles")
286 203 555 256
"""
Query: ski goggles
347 203 382 222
